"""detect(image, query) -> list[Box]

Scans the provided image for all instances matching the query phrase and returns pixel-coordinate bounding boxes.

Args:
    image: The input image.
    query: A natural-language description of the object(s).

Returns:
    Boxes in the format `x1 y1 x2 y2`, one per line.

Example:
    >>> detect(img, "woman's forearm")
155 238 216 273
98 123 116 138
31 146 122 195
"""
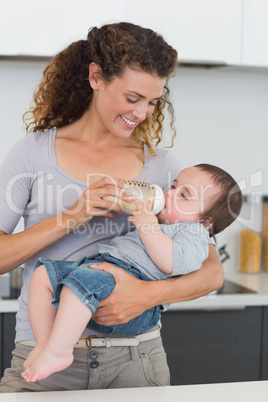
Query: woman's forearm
0 213 71 274
144 244 224 307
93 245 224 326
0 177 126 274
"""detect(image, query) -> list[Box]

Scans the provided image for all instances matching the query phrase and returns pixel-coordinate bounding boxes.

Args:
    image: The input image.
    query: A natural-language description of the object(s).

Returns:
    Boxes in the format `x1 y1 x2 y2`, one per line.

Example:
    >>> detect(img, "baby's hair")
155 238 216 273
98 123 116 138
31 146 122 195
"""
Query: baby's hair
195 163 242 236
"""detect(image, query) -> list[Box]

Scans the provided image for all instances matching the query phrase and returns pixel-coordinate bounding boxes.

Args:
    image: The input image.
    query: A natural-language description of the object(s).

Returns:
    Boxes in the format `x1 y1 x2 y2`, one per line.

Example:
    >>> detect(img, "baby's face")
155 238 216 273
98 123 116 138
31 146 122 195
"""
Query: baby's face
157 167 219 225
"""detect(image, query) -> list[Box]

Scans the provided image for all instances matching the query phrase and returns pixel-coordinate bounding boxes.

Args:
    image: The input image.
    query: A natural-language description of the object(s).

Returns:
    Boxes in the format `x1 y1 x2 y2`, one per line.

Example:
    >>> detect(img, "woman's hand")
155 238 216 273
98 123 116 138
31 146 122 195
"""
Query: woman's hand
92 262 152 326
92 245 223 326
61 176 131 231
0 176 131 274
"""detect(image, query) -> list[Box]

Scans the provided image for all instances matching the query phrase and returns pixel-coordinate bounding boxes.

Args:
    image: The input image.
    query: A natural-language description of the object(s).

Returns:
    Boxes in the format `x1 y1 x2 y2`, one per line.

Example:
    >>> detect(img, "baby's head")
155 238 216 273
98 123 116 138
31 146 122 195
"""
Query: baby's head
157 163 242 236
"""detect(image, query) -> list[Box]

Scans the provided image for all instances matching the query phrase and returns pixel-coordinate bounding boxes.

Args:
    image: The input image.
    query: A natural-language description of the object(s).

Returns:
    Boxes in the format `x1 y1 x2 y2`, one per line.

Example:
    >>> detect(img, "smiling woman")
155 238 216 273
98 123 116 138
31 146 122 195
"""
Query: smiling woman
88 65 167 141
23 23 177 157
0 22 223 393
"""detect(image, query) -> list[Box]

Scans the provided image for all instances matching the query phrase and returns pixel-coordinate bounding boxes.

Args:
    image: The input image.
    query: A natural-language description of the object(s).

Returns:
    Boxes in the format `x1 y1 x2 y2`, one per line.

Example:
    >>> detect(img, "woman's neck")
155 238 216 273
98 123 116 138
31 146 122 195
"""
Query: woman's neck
57 108 139 150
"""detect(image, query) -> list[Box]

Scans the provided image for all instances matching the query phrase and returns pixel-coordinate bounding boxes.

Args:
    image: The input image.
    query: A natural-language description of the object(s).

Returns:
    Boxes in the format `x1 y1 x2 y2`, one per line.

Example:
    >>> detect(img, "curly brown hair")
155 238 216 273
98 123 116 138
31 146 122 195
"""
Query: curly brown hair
23 22 178 154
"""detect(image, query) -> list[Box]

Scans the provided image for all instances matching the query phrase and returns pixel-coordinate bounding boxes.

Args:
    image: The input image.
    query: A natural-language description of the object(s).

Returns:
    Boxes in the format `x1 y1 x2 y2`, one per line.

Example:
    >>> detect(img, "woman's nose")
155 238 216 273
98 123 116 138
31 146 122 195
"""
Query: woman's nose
132 104 149 120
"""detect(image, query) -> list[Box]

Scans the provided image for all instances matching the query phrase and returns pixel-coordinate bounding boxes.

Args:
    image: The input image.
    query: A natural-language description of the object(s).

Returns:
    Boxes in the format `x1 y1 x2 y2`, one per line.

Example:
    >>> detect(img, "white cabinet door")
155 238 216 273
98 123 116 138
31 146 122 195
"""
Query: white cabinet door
0 0 124 56
0 0 243 65
242 0 268 67
119 0 242 65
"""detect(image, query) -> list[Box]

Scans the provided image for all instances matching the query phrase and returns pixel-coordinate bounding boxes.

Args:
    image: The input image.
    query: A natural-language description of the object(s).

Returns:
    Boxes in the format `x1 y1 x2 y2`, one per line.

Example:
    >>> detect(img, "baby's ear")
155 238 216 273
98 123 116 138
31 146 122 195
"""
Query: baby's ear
199 216 213 230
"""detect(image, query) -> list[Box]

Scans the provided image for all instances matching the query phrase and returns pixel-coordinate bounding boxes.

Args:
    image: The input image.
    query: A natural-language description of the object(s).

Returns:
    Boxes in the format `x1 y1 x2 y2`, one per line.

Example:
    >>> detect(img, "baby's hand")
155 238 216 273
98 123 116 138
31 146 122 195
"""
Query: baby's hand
128 199 158 229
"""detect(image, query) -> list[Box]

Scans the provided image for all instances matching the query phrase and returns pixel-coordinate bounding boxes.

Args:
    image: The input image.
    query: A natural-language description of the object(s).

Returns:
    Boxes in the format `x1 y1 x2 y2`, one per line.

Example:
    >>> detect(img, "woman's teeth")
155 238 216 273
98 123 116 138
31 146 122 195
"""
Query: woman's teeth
120 115 136 126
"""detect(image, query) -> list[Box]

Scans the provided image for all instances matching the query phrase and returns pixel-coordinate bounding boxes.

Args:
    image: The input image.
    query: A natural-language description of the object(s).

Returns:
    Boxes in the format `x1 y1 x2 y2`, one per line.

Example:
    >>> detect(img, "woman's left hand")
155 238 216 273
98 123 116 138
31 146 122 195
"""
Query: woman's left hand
92 262 152 326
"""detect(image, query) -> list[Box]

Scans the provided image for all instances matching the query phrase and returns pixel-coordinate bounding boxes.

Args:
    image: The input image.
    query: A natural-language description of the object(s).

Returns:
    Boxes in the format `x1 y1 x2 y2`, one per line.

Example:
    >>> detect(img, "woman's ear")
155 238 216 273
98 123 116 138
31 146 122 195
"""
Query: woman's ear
89 63 103 89
199 217 213 230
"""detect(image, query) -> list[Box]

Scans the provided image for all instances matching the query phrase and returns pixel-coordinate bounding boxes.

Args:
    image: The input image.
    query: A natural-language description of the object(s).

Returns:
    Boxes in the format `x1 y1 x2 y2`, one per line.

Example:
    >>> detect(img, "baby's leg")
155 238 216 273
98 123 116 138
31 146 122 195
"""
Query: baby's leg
23 265 57 368
22 285 92 382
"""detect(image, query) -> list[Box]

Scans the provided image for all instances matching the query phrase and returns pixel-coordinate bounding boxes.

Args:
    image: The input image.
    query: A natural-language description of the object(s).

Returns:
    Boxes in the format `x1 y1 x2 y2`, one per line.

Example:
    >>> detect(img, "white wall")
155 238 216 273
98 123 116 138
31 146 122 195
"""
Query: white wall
169 66 268 272
0 60 267 272
0 60 48 160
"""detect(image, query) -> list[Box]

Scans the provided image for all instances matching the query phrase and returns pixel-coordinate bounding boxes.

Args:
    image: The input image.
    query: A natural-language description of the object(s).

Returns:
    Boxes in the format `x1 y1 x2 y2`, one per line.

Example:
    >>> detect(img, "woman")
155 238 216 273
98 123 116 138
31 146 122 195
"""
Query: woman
0 22 223 392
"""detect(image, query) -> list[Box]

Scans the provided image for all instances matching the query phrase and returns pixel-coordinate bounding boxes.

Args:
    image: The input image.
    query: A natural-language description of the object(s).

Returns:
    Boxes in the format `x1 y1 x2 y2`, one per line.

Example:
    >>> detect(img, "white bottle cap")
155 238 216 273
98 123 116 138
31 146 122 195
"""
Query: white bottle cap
152 185 165 214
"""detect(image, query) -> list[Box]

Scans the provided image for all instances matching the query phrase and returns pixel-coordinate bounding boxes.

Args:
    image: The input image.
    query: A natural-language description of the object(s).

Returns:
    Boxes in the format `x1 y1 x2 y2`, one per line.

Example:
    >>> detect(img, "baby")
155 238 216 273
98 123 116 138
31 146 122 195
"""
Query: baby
21 163 242 382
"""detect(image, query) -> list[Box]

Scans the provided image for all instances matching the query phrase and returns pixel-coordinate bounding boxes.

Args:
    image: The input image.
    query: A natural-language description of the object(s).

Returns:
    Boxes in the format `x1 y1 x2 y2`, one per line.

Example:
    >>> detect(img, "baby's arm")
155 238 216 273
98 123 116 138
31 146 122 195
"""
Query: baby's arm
128 200 173 275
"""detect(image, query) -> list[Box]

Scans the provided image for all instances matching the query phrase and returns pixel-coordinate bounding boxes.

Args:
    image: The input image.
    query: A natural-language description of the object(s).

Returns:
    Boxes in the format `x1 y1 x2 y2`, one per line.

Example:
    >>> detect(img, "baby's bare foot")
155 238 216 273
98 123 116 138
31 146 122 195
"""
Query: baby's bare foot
23 342 45 369
21 347 74 382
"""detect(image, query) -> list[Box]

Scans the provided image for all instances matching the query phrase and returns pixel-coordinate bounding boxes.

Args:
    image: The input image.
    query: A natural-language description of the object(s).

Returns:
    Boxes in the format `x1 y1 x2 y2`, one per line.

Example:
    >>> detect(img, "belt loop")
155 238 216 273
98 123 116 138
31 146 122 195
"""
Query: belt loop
130 345 139 361
106 338 112 348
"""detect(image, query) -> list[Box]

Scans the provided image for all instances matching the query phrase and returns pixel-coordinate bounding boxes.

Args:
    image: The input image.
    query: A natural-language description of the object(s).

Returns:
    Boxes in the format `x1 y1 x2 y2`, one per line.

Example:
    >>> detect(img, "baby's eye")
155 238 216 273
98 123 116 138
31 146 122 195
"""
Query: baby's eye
170 185 176 190
181 193 187 200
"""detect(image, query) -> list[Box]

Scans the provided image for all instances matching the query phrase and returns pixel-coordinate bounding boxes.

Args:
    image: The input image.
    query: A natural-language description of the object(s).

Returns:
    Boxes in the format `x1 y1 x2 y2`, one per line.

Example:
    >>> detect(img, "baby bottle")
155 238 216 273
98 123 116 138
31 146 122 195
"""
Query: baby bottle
104 179 165 214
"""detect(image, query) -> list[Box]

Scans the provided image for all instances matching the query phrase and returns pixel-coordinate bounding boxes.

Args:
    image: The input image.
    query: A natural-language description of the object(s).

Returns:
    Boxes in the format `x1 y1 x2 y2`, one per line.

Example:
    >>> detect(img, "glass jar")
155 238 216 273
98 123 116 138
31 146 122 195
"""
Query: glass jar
264 196 268 272
239 194 262 273
239 229 262 273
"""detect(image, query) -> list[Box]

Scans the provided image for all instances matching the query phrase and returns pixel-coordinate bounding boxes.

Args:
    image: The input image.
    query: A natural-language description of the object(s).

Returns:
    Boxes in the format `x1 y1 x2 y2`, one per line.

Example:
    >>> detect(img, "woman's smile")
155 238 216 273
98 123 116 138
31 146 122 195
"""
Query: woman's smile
119 115 138 128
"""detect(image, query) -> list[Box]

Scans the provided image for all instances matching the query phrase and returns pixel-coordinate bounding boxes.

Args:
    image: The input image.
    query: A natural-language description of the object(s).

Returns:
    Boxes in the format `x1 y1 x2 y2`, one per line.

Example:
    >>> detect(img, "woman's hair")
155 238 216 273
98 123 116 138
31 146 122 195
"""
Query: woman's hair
195 163 243 236
23 22 178 153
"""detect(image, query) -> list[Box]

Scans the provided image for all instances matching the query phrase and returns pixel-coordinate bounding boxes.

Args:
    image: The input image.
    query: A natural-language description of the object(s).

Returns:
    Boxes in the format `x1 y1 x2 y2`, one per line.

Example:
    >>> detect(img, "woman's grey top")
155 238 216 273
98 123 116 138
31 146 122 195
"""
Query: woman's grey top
0 129 181 342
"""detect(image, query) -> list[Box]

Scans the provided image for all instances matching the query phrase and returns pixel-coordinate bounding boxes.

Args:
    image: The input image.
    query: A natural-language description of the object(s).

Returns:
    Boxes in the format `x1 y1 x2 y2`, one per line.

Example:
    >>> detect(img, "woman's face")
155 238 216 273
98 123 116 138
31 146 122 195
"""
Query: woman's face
90 66 166 138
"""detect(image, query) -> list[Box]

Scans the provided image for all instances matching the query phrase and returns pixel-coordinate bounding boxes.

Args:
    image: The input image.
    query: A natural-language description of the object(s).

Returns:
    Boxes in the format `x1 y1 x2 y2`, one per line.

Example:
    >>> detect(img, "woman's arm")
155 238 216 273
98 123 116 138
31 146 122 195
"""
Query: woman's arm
0 215 72 274
92 244 224 326
0 177 127 274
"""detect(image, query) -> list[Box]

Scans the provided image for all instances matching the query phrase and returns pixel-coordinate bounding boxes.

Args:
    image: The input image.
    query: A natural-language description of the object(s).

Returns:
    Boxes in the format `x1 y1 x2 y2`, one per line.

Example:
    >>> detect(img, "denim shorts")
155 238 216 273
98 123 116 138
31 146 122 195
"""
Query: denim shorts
35 253 160 336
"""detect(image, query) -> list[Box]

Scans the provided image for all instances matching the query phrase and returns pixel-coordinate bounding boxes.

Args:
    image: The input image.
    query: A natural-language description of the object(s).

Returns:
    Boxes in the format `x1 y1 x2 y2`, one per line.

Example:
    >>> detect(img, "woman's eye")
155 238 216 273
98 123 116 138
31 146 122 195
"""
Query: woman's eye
127 98 138 104
149 101 157 107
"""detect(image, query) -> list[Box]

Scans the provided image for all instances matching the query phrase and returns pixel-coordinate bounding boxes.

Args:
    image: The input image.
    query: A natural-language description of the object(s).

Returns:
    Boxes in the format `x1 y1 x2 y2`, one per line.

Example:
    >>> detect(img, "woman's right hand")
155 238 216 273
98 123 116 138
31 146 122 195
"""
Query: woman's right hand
62 176 130 231
0 177 129 274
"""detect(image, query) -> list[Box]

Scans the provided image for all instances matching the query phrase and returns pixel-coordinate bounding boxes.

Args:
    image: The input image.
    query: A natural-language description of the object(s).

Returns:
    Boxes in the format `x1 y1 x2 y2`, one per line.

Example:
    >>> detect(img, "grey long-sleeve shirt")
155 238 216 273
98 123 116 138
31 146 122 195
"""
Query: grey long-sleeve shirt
0 129 181 341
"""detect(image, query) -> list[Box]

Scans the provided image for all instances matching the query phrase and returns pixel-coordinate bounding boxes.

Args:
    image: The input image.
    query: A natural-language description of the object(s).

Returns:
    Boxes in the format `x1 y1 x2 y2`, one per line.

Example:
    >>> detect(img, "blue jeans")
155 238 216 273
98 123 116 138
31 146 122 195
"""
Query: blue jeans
35 253 160 336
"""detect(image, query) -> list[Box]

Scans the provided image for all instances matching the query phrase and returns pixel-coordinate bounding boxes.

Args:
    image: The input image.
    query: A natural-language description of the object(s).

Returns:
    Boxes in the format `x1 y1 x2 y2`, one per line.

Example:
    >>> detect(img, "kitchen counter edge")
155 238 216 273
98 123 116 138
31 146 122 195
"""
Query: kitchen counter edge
1 271 268 313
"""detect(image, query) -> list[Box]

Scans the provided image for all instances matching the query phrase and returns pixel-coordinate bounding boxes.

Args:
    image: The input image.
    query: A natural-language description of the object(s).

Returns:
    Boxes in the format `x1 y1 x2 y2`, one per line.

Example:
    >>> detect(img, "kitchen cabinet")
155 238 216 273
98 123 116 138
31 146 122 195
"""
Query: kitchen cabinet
242 0 268 67
261 307 268 379
2 0 268 67
119 0 242 65
0 313 16 377
0 314 2 376
0 0 242 65
0 0 125 56
1 306 268 382
161 307 263 385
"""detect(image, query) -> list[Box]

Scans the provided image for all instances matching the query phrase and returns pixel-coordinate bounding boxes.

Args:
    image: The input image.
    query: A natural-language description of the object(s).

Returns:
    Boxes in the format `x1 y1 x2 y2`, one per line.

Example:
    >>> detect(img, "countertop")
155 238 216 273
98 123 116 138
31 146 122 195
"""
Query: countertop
168 271 268 311
0 298 18 313
1 271 268 313
1 381 268 402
